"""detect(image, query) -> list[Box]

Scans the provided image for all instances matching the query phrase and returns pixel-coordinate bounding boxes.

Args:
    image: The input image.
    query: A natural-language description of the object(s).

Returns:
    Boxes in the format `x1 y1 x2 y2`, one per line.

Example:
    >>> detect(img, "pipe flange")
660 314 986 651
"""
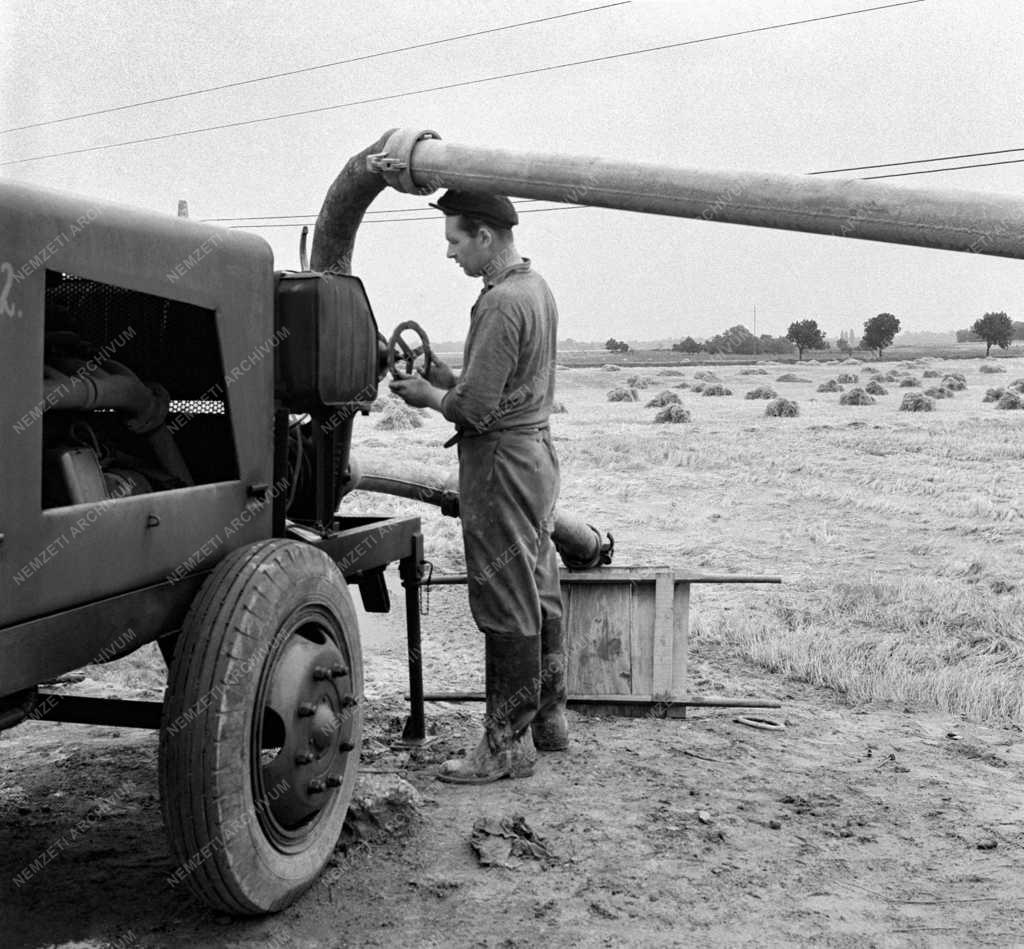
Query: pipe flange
369 128 441 195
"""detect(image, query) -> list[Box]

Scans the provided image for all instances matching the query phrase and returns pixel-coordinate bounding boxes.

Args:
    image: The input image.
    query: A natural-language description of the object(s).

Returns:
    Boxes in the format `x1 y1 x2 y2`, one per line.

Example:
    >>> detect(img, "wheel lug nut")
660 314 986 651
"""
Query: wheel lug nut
298 702 317 717
295 752 315 765
338 741 355 753
308 779 326 794
331 664 348 678
313 666 331 681
326 775 342 788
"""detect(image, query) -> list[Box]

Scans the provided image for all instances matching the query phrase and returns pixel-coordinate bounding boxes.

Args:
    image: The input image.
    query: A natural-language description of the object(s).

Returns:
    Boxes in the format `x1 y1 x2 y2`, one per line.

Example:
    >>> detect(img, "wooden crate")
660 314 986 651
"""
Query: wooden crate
560 566 689 704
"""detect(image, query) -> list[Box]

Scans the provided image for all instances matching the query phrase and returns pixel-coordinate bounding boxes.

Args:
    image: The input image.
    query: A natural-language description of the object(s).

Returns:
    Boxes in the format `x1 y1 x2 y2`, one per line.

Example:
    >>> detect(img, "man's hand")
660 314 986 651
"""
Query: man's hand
419 357 456 390
389 370 446 412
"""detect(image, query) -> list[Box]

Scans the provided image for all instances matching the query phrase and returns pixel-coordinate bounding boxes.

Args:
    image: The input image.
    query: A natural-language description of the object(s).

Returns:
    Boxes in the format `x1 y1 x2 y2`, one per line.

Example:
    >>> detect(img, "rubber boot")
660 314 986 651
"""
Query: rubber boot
437 632 541 784
531 618 569 752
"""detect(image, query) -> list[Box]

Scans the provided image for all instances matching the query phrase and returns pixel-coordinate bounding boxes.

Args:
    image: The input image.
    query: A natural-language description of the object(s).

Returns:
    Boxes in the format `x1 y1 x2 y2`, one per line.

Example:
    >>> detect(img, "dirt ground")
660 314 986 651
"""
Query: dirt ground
3 355 1024 948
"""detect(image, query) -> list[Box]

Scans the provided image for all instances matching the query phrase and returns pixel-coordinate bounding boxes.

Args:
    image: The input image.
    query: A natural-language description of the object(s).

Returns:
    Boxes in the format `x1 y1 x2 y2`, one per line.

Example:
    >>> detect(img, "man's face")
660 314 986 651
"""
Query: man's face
444 216 489 277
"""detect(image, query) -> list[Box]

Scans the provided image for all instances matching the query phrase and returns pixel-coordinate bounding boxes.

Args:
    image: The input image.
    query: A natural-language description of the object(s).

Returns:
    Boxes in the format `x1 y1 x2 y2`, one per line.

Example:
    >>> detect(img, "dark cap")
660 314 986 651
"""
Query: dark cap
429 190 518 229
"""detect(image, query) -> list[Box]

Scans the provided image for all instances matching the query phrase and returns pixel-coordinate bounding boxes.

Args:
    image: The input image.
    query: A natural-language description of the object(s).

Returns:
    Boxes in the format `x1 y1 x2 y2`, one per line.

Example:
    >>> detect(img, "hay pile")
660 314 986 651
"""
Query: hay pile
653 404 692 423
673 381 691 390
626 374 655 389
776 373 810 383
942 373 967 391
601 364 621 371
739 367 769 375
924 386 954 399
375 401 424 430
645 390 681 408
996 391 1023 410
765 398 798 417
1011 378 1024 393
898 376 921 388
745 386 777 400
658 368 685 377
900 392 934 412
980 363 1005 374
816 379 843 393
694 370 722 382
881 371 902 382
701 384 732 397
836 372 859 384
607 387 639 402
922 369 941 378
865 379 888 396
839 387 875 405
982 387 1005 403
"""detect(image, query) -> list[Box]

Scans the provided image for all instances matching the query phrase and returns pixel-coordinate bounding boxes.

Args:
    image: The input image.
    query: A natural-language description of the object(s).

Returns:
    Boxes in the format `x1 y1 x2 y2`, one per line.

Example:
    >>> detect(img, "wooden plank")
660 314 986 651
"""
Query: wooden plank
564 581 634 695
651 570 675 696
672 581 690 701
630 579 654 695
560 567 780 585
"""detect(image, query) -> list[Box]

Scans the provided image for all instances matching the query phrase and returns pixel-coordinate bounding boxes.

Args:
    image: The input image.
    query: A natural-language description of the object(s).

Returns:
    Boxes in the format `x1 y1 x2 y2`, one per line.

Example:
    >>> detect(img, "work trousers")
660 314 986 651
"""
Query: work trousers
458 428 563 738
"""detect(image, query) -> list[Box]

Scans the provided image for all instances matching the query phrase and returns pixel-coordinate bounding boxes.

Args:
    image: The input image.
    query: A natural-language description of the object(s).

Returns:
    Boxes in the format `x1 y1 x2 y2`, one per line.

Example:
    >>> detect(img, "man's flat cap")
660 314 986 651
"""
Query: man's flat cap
429 190 518 228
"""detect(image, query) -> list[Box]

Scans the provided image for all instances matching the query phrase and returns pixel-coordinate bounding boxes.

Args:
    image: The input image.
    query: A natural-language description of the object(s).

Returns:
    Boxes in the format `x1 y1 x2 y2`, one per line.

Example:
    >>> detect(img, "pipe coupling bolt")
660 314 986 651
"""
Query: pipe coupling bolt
368 128 441 195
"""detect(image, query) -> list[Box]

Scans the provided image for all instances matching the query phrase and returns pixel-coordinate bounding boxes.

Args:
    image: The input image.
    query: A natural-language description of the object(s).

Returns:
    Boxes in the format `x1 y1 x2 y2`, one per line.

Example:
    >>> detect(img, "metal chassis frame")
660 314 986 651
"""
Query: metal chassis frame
14 514 431 744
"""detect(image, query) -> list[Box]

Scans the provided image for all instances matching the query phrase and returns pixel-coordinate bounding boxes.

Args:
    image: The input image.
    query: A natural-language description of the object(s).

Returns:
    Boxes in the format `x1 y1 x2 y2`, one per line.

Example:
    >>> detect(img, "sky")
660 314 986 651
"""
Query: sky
3 0 1024 344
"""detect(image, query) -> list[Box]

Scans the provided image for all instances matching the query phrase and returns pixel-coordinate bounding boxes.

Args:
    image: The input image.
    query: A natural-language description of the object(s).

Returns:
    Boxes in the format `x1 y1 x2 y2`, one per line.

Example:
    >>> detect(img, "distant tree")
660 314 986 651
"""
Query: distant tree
785 319 827 361
672 336 702 354
704 324 758 355
971 311 1014 356
758 334 796 355
861 313 901 359
836 337 852 353
605 337 629 353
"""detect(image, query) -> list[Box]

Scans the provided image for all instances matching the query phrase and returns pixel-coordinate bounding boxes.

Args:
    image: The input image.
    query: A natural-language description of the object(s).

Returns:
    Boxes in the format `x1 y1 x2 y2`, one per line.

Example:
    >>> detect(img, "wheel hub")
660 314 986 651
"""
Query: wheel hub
256 619 358 835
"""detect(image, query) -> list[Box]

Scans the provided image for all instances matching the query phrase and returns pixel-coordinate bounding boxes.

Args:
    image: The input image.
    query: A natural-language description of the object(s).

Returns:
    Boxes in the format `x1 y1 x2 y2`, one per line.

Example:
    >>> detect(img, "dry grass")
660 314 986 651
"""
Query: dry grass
900 392 933 412
607 387 639 402
720 576 1024 722
745 386 777 400
980 363 1006 374
653 404 692 424
375 401 424 430
765 397 799 417
646 390 681 408
839 387 875 405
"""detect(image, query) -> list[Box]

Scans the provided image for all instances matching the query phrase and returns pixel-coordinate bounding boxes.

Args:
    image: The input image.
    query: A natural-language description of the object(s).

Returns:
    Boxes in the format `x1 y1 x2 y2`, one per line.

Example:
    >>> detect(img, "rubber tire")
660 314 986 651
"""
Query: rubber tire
158 539 362 915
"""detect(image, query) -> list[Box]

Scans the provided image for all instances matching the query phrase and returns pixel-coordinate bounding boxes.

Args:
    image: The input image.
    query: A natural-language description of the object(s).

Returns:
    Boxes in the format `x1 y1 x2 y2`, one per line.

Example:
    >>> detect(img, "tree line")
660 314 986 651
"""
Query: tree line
656 311 1020 361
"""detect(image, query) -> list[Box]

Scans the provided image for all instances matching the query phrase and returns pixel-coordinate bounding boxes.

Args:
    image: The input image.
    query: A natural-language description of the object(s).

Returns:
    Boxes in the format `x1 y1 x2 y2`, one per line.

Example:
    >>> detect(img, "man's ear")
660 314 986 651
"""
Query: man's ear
477 226 494 248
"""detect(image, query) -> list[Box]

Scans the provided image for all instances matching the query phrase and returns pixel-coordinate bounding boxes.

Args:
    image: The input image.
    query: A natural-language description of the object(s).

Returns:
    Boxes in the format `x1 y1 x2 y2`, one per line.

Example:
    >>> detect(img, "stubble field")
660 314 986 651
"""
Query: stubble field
3 351 1024 948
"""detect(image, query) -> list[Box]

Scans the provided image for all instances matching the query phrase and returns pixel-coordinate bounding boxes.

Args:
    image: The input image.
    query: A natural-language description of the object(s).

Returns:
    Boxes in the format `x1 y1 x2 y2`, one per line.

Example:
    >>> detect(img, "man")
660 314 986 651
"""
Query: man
389 190 566 784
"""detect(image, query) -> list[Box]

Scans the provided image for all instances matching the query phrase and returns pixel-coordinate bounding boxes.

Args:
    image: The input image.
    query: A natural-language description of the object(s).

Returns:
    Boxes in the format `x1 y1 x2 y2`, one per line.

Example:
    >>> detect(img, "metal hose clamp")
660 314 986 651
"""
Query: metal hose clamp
366 128 441 195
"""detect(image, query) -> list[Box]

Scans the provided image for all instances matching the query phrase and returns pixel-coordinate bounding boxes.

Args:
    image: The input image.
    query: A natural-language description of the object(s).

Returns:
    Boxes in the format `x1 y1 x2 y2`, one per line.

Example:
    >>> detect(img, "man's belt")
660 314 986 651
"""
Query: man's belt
443 421 550 449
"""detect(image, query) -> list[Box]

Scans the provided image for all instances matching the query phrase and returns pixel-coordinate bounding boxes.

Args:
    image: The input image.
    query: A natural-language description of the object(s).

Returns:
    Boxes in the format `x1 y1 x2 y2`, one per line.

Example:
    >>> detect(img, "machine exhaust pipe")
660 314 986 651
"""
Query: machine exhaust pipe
346 458 612 570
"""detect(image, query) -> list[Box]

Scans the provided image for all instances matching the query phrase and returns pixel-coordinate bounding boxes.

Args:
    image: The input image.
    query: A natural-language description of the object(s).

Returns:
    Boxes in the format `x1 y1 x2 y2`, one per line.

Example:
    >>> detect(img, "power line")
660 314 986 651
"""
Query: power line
0 4 629 136
226 205 591 228
0 0 927 168
860 156 1024 180
810 145 1024 175
203 198 547 222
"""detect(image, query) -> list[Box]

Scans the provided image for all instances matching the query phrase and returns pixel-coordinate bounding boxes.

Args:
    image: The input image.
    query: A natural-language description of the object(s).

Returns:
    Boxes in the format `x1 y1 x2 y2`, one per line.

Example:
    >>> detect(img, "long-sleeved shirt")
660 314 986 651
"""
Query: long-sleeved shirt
441 258 558 435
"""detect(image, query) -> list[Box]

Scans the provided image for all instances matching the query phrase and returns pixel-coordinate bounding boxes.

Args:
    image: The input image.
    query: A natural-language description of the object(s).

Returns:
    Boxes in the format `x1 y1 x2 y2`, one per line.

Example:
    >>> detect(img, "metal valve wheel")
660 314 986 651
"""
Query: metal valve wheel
386 320 433 379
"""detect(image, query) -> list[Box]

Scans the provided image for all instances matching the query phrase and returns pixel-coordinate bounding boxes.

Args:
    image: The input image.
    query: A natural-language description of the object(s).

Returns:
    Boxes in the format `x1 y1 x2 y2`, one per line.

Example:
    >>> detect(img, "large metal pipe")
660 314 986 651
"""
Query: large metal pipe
346 458 612 570
368 128 1024 260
